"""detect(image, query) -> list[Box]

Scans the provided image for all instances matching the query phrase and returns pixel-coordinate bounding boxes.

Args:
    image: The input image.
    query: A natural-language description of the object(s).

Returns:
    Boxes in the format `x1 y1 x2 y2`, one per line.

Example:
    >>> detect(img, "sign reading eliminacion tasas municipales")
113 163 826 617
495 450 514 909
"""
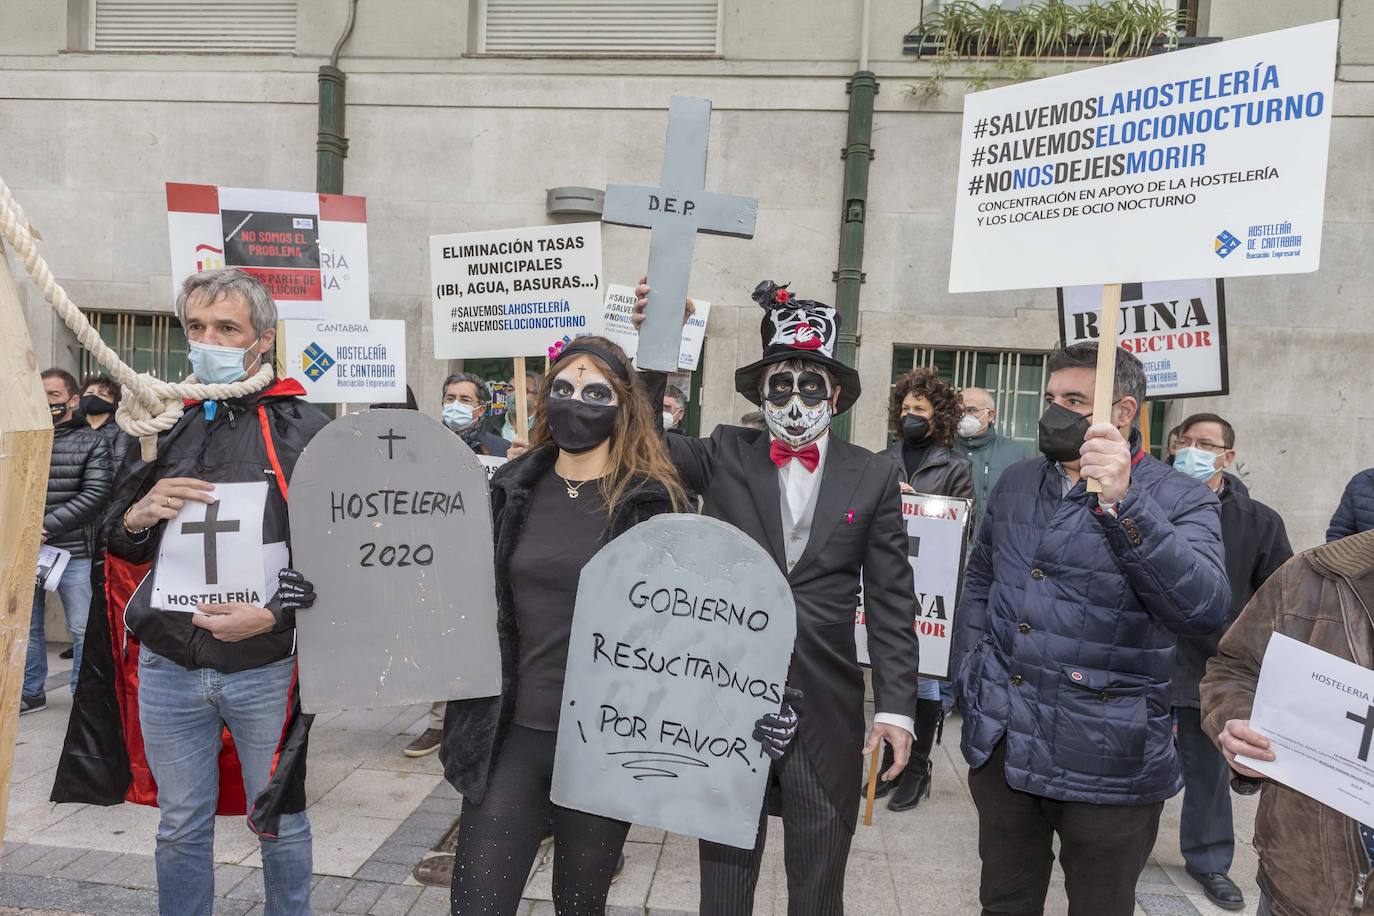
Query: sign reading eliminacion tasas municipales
949 20 1338 292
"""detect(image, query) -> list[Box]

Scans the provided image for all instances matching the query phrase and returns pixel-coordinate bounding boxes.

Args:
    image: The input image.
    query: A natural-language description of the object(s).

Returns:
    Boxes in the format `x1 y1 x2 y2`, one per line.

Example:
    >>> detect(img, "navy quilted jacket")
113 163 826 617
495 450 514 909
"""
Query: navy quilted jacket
1326 468 1374 542
955 438 1229 805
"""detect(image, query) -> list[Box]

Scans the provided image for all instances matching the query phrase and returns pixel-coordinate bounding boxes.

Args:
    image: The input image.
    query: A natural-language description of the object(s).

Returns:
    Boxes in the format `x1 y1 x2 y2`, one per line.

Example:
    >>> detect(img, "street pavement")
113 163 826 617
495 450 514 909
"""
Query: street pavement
1 646 1261 914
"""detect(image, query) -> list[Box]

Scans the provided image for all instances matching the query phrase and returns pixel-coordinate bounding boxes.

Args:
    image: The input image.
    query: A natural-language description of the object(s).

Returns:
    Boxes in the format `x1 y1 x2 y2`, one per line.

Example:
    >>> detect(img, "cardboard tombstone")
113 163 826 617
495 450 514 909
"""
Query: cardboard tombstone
288 409 501 714
551 515 797 849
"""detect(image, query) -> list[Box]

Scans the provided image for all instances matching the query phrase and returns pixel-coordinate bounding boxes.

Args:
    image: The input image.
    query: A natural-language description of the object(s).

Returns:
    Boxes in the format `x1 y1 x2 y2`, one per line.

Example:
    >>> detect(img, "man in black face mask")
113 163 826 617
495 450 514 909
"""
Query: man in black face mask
79 373 132 470
954 342 1230 916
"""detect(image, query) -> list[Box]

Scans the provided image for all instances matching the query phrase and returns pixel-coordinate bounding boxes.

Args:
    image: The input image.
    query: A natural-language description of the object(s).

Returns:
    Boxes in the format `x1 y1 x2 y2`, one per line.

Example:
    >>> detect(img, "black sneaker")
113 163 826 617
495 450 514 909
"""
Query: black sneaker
59 647 74 660
19 694 46 715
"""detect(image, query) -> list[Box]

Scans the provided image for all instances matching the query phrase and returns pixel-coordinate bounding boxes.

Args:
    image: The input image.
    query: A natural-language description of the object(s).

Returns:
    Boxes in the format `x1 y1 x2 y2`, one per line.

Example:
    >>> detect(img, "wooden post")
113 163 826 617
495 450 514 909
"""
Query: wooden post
0 239 56 853
863 744 881 826
512 355 529 439
1087 282 1123 495
1140 400 1152 455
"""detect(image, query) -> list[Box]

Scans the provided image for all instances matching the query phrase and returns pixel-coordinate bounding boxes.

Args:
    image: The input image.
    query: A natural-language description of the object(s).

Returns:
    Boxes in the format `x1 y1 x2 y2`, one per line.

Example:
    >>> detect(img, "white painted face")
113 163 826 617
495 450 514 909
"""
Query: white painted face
763 364 834 448
548 356 619 406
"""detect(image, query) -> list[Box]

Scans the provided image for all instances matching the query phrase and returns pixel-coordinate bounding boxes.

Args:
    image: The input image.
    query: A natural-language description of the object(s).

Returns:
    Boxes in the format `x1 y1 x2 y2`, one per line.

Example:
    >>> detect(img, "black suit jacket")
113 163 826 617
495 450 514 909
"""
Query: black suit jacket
664 424 921 828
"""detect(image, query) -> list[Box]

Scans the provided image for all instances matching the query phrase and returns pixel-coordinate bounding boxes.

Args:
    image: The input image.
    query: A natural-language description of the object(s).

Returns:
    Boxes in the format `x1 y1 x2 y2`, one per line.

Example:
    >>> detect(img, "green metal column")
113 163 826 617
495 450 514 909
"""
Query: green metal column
831 70 877 441
316 65 348 195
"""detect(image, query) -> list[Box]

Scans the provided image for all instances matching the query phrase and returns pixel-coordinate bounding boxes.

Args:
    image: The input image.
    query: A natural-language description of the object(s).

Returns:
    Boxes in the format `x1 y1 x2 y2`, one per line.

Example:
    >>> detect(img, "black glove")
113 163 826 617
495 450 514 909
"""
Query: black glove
267 568 316 632
753 686 803 761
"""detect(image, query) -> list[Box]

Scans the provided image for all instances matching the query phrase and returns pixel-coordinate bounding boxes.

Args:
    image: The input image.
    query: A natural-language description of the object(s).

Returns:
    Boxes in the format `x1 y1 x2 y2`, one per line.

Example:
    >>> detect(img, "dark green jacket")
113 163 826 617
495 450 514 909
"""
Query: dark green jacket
955 429 1029 539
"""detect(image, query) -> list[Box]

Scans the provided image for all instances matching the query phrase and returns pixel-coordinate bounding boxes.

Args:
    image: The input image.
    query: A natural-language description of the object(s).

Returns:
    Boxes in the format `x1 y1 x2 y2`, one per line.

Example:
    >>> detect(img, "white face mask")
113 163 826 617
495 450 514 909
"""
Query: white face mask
762 366 834 448
957 414 984 438
662 410 677 430
189 336 260 385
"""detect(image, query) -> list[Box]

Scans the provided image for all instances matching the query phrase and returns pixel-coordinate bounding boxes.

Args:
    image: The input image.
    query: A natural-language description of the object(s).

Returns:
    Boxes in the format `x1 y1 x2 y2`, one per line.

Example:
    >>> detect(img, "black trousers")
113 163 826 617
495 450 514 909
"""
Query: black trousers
698 733 854 916
968 739 1163 916
450 725 629 916
1174 705 1234 875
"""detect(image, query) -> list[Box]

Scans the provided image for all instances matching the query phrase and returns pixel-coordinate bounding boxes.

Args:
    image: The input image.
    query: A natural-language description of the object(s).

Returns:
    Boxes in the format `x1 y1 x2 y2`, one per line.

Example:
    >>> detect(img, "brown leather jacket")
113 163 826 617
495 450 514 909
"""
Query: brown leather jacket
1202 530 1374 916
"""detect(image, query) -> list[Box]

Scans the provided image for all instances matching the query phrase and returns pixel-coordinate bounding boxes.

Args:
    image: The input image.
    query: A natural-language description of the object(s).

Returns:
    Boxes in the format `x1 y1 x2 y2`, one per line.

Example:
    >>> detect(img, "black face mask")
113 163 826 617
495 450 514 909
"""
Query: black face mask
50 403 68 425
1037 403 1091 463
901 414 932 447
79 394 114 416
546 398 619 454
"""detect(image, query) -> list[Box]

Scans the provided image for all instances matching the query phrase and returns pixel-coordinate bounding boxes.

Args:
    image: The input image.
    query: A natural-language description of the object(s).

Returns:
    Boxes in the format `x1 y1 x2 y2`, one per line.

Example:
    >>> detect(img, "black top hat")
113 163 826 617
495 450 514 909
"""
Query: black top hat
734 281 861 415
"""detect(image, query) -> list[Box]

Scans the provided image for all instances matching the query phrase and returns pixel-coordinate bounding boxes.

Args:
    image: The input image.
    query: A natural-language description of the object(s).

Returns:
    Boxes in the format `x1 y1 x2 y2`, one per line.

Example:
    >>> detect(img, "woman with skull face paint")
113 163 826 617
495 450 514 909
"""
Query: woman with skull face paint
874 369 973 813
441 337 689 916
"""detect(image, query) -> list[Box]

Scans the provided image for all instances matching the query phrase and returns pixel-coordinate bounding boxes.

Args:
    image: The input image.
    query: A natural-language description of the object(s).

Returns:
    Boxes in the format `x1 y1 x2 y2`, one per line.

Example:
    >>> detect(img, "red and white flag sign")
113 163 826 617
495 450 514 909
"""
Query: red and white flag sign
166 182 369 321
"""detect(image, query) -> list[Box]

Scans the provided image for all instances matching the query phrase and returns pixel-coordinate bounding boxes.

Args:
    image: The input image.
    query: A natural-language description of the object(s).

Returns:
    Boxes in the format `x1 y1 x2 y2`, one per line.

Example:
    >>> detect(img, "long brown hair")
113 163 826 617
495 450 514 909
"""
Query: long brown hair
528 336 687 513
888 367 961 448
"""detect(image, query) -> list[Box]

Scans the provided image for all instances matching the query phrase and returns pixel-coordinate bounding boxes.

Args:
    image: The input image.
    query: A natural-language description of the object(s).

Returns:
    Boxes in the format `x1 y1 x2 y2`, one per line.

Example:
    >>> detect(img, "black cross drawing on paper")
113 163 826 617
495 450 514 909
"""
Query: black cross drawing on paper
181 501 241 585
1348 704 1374 762
378 428 406 460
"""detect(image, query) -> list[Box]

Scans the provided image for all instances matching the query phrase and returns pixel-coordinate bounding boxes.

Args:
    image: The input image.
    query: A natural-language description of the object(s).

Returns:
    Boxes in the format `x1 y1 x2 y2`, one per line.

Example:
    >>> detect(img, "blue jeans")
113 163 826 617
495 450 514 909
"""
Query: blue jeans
138 647 313 916
26 556 92 698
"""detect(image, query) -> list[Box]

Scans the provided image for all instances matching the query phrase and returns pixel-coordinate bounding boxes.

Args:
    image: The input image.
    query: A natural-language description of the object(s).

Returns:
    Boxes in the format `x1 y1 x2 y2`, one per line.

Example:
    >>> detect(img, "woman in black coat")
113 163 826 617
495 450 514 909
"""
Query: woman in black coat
440 337 687 915
876 368 974 811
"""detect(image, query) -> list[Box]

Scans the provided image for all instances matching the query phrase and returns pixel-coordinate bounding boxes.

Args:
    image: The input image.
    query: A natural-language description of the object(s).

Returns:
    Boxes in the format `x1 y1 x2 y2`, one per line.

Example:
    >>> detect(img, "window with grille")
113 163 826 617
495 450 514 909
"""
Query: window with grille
480 0 721 55
892 346 1050 447
80 312 189 383
92 1 298 53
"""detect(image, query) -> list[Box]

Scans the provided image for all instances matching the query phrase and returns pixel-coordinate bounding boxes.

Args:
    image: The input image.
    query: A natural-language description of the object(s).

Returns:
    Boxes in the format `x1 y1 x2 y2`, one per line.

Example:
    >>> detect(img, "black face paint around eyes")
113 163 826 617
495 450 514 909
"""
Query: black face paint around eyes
579 382 614 404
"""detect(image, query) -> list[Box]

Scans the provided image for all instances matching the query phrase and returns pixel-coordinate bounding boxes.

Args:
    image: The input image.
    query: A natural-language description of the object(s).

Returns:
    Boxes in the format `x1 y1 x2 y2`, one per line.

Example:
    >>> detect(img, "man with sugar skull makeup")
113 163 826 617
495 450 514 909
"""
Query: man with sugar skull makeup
633 280 921 916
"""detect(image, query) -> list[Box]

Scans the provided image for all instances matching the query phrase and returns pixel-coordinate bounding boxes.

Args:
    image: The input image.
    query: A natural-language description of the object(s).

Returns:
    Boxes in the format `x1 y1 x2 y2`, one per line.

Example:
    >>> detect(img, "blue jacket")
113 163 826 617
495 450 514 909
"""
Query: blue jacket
1326 468 1374 542
955 436 1229 805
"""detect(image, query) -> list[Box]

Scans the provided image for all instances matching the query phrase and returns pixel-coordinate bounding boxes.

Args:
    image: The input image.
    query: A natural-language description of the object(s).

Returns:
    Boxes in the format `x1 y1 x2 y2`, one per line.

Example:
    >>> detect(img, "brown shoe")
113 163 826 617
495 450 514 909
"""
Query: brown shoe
404 728 444 758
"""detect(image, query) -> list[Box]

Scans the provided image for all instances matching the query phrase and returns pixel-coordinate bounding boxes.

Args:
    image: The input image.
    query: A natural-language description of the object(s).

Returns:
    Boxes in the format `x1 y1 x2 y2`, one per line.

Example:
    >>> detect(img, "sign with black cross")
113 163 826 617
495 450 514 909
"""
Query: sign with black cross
602 96 758 371
288 409 502 713
150 481 274 611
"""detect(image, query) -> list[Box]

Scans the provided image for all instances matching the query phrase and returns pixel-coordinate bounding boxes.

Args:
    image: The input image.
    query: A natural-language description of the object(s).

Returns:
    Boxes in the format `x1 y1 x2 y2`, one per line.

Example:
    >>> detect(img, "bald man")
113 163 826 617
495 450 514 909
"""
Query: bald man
954 387 1029 542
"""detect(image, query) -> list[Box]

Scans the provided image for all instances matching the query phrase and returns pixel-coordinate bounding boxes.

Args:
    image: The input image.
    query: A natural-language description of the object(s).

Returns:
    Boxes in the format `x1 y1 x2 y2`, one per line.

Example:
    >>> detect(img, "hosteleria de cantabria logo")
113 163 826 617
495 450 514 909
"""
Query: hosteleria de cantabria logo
1214 229 1241 258
301 342 336 381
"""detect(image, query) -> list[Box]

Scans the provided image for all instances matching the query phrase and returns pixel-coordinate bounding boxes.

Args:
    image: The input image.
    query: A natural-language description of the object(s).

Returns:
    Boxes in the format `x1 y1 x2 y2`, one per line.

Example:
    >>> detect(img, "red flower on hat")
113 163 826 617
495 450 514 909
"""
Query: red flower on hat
775 289 792 305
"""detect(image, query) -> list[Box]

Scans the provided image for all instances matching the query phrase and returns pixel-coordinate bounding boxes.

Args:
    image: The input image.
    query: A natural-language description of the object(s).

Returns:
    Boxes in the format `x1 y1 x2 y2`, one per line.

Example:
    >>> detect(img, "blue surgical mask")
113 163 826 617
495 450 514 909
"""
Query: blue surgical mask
1173 446 1218 483
189 337 260 385
443 401 476 431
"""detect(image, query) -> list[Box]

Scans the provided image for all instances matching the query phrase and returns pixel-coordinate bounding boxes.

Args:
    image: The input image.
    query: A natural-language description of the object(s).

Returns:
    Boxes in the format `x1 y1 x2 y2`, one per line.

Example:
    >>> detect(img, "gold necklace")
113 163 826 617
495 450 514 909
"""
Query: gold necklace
558 475 588 499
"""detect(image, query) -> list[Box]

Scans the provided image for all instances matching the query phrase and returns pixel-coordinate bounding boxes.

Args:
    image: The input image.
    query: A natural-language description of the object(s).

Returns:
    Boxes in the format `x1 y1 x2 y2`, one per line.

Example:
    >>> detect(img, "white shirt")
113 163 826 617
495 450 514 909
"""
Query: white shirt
773 432 915 740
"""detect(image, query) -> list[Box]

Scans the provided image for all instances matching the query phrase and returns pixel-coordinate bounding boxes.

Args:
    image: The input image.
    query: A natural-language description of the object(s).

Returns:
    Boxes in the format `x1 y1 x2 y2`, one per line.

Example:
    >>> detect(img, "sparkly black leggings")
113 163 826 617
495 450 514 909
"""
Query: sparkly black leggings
449 725 630 916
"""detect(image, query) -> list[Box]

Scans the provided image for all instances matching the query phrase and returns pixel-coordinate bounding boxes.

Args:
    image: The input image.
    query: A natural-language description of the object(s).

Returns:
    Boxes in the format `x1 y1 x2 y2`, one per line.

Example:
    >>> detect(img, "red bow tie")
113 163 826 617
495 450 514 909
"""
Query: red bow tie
770 440 820 473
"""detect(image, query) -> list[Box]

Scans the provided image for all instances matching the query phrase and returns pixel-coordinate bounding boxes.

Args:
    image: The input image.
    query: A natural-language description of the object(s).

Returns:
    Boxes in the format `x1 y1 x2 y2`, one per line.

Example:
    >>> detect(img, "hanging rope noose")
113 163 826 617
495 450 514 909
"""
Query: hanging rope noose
0 176 274 460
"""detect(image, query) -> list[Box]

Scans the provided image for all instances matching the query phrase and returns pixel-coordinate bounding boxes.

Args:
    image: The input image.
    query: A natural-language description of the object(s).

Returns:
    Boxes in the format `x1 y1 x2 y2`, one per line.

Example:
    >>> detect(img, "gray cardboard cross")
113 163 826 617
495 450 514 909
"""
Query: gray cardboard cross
603 96 758 371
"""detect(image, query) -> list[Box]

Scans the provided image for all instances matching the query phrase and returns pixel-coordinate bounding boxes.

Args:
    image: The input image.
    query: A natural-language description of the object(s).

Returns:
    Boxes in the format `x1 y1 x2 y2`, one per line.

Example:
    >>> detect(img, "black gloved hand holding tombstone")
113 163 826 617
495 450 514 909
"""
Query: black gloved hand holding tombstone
267 568 316 632
754 686 803 761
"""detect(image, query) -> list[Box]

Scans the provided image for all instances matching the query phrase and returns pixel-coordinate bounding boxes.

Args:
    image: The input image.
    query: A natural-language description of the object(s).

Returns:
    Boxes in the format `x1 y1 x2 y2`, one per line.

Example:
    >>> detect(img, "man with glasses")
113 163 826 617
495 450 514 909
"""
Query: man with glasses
1170 412 1291 912
954 386 1028 543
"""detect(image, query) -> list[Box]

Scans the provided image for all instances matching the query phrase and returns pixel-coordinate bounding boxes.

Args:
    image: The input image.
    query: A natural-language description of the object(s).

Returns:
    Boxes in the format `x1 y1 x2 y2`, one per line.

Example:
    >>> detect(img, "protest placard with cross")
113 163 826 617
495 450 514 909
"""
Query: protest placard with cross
603 96 758 371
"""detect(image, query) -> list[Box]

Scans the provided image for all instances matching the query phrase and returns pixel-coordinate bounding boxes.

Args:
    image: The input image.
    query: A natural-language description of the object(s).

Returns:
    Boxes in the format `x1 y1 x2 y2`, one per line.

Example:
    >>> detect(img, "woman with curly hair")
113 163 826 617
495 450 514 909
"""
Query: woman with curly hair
870 367 973 812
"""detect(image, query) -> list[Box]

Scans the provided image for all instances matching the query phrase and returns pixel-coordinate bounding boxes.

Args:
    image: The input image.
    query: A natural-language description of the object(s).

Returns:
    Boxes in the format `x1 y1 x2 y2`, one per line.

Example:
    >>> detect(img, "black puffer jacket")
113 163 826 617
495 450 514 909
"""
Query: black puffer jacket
44 418 114 559
440 444 676 805
91 418 134 475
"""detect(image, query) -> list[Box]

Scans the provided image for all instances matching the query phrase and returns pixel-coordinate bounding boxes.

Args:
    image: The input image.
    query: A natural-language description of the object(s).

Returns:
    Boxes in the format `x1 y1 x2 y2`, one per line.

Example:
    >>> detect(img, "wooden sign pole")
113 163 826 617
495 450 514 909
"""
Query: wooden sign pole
512 355 529 439
863 744 881 826
0 239 56 851
1087 282 1123 495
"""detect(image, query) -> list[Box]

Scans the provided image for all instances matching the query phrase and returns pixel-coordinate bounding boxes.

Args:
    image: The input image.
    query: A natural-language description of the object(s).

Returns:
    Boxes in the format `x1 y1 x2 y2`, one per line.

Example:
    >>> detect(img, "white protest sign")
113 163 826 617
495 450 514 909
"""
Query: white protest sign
429 224 604 359
477 455 507 481
856 493 971 678
151 482 269 611
1246 633 1374 825
601 284 712 371
1059 279 1228 398
950 20 1338 292
167 183 369 320
36 545 71 592
281 319 408 404
552 515 797 849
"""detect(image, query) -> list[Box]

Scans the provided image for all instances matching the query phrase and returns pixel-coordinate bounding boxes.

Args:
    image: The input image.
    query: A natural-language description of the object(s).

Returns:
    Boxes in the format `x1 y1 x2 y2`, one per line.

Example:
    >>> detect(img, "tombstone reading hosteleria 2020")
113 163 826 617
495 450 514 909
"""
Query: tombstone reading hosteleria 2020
551 515 797 849
287 409 501 714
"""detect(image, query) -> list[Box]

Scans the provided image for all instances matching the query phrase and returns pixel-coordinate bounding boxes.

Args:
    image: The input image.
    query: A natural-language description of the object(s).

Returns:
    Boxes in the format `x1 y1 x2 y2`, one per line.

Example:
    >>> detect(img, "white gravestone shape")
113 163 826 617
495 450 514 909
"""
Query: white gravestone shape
602 96 758 372
150 481 270 611
288 410 501 714
551 515 797 849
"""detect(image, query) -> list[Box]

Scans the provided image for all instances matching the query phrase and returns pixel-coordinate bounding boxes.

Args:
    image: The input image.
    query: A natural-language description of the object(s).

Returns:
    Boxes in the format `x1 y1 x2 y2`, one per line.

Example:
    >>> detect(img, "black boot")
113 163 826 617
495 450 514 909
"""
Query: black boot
860 742 897 799
888 698 942 812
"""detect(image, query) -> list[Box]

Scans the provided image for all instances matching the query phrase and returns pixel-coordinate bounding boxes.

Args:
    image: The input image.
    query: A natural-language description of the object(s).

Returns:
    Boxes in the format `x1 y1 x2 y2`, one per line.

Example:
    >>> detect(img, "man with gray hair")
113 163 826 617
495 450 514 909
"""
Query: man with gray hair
955 342 1230 914
57 268 327 914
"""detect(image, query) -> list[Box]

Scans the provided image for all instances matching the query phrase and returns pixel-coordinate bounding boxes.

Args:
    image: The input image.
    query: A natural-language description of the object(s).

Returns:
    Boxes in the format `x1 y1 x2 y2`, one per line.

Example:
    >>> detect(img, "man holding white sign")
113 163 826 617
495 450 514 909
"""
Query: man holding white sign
57 268 328 916
1202 530 1374 916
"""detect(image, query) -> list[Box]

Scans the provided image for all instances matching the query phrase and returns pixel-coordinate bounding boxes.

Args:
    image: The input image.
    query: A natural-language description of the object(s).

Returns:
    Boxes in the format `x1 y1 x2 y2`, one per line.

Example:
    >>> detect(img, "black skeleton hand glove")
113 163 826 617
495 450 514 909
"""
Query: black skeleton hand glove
753 687 803 761
268 568 316 632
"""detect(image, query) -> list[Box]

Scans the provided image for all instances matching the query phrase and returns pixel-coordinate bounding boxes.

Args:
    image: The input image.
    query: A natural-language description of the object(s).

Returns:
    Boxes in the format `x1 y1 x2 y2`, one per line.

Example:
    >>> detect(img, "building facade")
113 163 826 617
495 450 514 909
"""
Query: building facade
2 0 1370 548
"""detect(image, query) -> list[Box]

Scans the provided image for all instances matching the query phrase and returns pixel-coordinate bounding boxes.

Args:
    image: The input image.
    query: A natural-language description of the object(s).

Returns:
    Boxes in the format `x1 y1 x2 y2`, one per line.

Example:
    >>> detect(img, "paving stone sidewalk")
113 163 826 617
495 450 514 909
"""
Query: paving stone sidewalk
2 649 1261 914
